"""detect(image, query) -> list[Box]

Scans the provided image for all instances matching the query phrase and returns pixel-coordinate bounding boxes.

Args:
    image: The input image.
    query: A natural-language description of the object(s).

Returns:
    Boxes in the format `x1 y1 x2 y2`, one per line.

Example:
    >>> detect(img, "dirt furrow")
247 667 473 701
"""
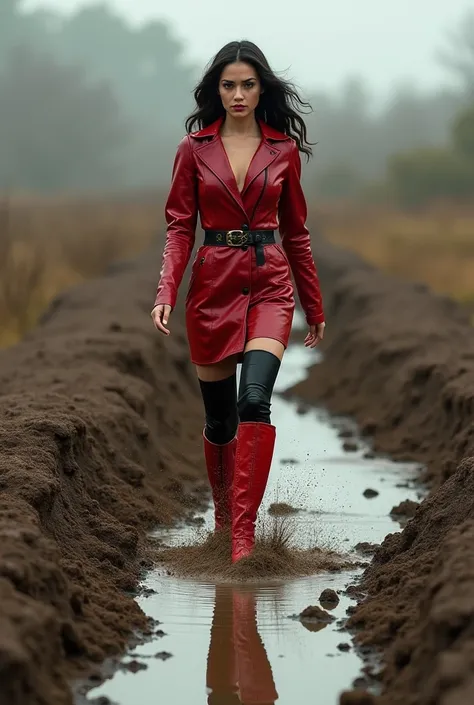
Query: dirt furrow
0 252 206 705
287 237 474 704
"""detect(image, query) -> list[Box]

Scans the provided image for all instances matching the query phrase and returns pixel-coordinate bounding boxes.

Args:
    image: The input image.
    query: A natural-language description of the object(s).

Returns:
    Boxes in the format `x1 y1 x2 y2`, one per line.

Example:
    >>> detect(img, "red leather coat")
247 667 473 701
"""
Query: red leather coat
154 116 324 365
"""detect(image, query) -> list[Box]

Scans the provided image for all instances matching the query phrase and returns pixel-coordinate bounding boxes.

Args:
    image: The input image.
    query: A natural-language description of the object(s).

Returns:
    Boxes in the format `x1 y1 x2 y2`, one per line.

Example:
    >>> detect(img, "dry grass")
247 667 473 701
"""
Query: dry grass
0 192 162 347
2 192 473 349
312 201 474 306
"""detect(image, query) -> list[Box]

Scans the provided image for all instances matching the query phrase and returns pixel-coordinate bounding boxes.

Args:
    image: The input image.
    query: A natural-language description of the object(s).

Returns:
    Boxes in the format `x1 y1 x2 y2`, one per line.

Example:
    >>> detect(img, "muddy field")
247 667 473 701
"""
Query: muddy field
1 229 474 705
289 238 474 705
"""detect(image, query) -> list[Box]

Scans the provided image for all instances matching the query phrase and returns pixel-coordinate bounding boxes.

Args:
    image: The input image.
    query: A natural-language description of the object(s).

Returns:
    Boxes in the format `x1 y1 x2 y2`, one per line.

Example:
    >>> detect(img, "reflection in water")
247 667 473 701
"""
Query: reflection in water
83 567 361 704
207 585 278 705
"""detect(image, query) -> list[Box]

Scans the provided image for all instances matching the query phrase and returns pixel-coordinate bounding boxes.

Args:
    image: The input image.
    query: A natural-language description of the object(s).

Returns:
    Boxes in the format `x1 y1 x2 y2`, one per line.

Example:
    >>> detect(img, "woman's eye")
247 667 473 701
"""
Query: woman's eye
245 83 255 89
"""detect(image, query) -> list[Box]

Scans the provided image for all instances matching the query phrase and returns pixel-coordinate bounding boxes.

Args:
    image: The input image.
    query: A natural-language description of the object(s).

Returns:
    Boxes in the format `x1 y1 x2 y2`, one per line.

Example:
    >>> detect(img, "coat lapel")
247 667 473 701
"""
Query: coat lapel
194 137 247 217
241 142 280 196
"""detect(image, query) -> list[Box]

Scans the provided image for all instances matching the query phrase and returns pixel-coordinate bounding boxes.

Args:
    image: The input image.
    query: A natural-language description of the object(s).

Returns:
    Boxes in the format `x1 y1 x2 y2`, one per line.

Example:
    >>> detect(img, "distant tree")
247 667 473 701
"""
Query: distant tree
0 49 130 192
437 9 474 96
51 4 195 128
338 76 372 120
47 3 196 187
387 147 474 208
306 76 376 183
306 76 461 194
316 164 360 200
377 83 457 152
0 0 53 67
452 103 474 160
383 96 474 209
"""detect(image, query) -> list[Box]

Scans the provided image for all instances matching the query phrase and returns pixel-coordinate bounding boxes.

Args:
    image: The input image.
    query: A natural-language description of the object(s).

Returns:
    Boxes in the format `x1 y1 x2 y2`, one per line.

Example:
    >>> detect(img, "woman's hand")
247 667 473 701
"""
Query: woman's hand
304 322 325 348
151 304 172 336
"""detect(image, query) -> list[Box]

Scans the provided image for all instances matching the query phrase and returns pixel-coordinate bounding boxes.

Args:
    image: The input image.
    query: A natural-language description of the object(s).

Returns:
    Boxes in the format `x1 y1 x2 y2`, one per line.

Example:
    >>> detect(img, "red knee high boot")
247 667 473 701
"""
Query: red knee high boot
231 422 276 563
203 431 237 531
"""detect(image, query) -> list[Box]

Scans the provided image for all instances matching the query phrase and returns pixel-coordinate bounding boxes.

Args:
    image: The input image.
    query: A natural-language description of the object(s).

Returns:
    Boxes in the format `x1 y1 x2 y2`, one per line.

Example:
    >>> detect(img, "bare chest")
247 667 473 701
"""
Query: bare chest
220 136 261 193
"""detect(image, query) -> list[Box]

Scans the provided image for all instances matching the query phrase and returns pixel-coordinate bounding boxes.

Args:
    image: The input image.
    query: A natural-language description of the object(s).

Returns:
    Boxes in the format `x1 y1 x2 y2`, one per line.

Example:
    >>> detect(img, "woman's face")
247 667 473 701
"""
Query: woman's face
218 61 262 119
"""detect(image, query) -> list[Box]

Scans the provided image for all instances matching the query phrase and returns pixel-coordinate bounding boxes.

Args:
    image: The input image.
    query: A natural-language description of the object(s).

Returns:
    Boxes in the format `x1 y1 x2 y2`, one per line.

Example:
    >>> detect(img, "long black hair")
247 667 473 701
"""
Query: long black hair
185 40 314 159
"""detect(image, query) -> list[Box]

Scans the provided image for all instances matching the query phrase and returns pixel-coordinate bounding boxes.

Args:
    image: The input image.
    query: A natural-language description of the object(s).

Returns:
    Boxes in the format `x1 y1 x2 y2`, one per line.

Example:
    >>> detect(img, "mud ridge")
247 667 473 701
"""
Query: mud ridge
287 236 474 704
0 251 207 705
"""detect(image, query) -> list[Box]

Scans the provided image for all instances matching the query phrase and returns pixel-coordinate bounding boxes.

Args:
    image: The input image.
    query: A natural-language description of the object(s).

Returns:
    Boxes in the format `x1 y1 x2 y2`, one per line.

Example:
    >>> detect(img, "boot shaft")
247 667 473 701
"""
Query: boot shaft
232 422 276 560
203 432 237 530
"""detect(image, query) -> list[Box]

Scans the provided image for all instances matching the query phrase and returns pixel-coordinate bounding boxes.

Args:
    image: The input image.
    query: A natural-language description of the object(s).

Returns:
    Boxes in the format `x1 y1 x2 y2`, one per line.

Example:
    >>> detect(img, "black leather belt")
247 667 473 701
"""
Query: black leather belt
203 229 275 266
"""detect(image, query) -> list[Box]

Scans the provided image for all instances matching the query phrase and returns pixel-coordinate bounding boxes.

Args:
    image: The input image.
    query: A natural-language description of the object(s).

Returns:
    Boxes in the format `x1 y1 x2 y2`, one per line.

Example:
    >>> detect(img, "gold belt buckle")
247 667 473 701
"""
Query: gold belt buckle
226 229 248 246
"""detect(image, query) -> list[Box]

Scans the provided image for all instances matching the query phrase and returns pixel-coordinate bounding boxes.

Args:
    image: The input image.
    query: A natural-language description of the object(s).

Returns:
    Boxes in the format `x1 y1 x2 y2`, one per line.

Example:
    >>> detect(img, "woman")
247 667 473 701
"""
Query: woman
151 40 325 564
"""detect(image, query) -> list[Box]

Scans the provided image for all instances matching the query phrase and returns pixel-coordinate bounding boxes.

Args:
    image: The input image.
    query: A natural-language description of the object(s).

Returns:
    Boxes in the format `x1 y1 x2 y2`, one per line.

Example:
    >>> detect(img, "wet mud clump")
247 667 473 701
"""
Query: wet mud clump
267 501 301 516
287 237 474 705
339 692 377 705
319 588 340 607
390 499 419 518
0 251 206 705
295 604 336 624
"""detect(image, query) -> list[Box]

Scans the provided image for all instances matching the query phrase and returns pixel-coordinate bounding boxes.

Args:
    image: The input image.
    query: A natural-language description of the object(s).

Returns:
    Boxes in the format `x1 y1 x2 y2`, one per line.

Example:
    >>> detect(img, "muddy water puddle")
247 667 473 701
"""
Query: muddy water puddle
83 314 422 705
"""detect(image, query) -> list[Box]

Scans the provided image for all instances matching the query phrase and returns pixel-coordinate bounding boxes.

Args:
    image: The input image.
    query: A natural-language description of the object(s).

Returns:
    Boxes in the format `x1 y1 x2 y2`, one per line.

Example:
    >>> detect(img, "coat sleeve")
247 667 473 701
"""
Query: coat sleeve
278 140 325 326
153 135 198 310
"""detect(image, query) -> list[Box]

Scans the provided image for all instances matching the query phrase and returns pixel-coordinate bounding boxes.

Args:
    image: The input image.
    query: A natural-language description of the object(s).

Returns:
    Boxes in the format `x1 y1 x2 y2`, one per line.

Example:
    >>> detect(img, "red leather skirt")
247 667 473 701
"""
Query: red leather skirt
185 243 295 365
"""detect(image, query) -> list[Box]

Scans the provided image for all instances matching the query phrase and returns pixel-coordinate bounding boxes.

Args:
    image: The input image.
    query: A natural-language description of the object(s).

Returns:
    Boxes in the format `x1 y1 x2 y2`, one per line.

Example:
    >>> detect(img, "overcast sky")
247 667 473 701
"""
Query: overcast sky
26 0 473 96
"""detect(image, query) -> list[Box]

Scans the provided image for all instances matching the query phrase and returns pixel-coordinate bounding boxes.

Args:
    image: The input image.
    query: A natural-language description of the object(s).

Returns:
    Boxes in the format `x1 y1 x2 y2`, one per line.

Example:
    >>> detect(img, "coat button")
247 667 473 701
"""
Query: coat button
242 245 248 251
242 287 249 295
242 223 249 231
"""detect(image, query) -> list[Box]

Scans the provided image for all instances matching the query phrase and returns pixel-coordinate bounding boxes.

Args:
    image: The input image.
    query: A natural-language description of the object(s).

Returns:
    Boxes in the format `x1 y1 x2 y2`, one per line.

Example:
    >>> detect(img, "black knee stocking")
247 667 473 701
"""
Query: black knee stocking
237 350 281 424
199 373 239 445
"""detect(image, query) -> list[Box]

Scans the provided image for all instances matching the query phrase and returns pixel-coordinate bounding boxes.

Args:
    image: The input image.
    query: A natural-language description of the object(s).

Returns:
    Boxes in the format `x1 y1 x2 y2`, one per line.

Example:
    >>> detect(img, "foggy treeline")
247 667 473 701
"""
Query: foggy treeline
1 0 474 198
0 0 197 192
